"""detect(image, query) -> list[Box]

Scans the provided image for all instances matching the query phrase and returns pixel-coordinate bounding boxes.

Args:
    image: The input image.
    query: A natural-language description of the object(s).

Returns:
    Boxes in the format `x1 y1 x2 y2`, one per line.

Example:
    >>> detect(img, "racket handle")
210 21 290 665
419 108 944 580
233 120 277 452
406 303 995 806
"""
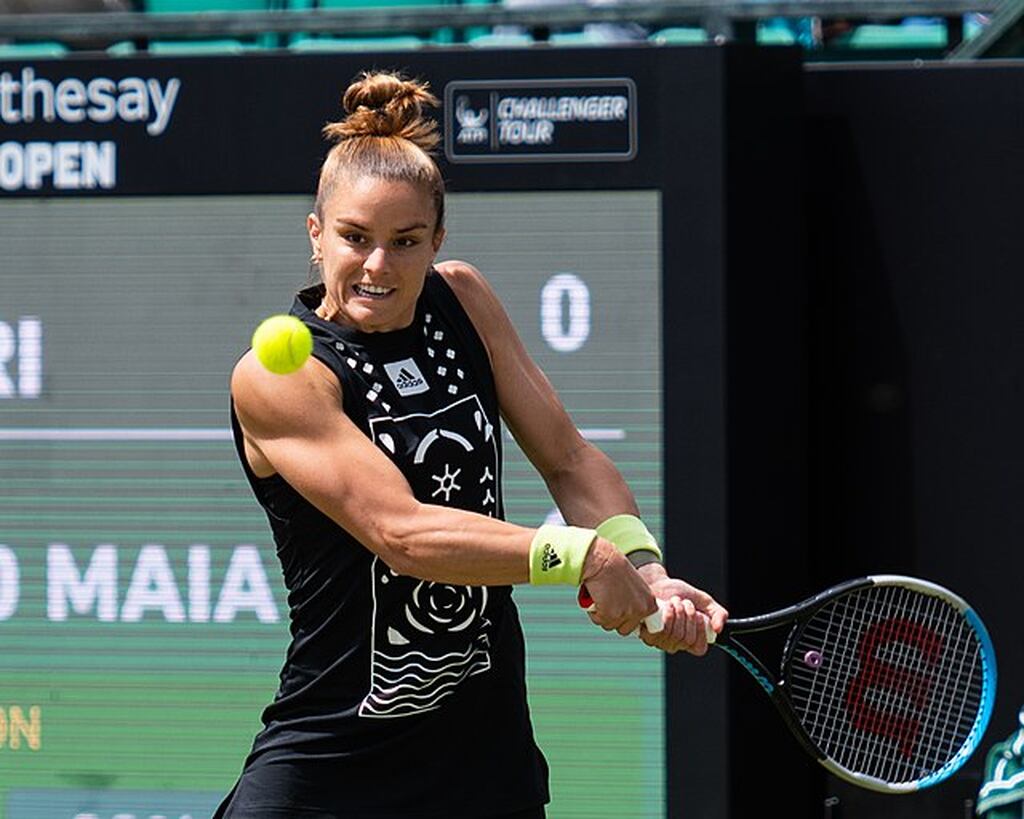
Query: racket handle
578 586 665 634
645 603 665 634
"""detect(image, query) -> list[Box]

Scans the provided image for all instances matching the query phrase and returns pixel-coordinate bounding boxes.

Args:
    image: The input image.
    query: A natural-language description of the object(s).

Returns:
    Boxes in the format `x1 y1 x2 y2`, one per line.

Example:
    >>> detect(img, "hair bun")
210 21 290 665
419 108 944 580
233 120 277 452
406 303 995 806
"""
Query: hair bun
323 71 440 153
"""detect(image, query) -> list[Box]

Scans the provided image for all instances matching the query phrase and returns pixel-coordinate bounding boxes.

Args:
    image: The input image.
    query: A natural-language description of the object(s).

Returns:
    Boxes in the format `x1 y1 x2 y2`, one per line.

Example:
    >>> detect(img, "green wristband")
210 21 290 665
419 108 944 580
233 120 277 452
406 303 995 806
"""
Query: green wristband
595 514 663 563
529 524 597 586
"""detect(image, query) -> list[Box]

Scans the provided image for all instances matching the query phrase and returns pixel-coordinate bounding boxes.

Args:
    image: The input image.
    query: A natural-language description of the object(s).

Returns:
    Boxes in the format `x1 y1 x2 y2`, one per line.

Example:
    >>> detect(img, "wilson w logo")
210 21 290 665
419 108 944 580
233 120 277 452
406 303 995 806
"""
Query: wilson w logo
846 618 943 758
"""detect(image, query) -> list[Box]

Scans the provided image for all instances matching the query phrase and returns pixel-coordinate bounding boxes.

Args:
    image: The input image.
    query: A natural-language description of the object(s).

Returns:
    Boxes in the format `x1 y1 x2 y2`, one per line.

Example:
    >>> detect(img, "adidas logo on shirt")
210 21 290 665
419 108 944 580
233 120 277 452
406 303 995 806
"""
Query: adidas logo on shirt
384 358 430 397
541 543 562 572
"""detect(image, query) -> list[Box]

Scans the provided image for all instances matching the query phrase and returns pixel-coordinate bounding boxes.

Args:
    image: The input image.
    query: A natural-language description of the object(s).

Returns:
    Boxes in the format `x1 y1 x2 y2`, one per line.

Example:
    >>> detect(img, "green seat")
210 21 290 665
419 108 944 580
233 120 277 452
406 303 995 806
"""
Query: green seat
0 41 68 58
149 38 254 53
289 34 424 51
648 27 707 45
467 31 533 48
547 30 611 46
315 0 440 6
108 37 257 54
145 0 269 10
964 17 984 41
458 0 494 42
141 0 276 49
847 23 947 48
289 0 442 47
757 23 797 45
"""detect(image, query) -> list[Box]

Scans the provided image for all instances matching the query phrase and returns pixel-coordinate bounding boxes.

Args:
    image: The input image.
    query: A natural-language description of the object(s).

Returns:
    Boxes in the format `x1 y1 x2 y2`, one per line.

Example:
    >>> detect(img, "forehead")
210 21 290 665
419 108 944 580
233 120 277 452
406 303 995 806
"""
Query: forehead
322 174 435 227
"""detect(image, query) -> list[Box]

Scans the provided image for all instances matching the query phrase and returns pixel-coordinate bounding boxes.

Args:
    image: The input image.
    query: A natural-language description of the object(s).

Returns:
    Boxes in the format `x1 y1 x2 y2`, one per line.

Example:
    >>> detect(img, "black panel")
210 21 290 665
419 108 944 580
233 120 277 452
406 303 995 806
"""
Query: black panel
804 62 1024 818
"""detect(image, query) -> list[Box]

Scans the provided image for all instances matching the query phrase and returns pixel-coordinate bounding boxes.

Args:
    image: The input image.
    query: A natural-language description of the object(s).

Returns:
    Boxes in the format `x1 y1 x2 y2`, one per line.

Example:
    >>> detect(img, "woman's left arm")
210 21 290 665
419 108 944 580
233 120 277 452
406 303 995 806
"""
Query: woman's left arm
437 261 727 654
436 261 636 526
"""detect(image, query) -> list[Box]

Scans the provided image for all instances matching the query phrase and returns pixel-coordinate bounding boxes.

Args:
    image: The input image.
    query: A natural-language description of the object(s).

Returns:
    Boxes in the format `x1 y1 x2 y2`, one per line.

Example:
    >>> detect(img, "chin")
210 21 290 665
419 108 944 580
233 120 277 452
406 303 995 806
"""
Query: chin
345 302 411 332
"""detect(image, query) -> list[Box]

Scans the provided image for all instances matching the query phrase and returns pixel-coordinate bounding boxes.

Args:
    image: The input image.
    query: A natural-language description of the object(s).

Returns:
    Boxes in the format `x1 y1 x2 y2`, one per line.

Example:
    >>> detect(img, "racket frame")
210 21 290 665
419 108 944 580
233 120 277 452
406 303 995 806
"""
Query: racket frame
710 574 997 794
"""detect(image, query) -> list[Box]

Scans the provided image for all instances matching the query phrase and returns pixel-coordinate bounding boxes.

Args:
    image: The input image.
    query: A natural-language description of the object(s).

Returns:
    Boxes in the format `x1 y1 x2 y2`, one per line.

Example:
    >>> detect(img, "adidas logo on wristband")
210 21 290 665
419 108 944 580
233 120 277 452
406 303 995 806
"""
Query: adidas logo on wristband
541 543 563 572
529 525 592 586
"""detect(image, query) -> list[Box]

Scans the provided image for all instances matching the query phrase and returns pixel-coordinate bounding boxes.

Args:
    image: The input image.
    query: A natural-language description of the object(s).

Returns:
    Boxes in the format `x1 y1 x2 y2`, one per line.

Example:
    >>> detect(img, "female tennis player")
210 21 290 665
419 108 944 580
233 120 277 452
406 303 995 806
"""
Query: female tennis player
215 70 727 819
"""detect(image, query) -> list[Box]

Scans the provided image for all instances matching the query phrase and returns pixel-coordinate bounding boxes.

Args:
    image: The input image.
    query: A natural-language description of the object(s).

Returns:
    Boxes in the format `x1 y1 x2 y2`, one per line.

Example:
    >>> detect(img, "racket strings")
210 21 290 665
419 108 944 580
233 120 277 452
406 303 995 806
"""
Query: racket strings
796 588 982 781
840 589 980 782
790 598 973 783
783 584 985 786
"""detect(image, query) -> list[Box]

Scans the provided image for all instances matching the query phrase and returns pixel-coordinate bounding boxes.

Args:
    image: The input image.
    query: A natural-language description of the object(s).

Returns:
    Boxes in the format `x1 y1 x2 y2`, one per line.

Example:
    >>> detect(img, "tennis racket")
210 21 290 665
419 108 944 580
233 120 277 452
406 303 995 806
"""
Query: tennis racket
703 575 997 793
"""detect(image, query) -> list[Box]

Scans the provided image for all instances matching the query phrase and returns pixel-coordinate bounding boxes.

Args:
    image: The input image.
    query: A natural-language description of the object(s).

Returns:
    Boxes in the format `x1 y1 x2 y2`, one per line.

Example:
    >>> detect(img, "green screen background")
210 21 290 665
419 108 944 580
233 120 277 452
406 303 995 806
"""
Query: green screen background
0 191 663 818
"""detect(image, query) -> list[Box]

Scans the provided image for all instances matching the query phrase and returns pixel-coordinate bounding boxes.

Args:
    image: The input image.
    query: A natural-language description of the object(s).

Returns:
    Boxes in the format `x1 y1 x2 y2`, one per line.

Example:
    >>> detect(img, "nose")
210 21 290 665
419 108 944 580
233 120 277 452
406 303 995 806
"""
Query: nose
363 246 388 275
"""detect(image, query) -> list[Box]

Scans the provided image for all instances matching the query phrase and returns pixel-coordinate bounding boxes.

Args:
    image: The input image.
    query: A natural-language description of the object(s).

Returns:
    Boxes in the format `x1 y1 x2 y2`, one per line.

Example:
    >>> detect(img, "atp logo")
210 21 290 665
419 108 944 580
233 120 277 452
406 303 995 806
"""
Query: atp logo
454 95 489 145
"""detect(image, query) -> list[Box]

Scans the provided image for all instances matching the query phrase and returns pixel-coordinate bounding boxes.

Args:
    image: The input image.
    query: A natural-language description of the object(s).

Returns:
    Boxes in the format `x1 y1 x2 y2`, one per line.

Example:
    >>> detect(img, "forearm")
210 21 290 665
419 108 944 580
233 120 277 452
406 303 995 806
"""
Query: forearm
375 501 628 595
371 502 535 585
542 442 666 575
543 441 640 528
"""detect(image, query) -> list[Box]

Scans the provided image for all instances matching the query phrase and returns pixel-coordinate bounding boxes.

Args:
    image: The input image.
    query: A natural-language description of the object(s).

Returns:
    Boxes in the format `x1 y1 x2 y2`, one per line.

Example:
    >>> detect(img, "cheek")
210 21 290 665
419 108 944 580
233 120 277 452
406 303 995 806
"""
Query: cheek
323 243 359 267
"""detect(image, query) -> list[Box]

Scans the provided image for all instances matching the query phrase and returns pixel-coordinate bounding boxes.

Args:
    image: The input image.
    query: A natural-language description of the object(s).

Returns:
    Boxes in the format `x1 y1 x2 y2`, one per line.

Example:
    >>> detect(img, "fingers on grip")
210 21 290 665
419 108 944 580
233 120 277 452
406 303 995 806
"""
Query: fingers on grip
644 601 666 634
578 586 664 634
577 589 663 634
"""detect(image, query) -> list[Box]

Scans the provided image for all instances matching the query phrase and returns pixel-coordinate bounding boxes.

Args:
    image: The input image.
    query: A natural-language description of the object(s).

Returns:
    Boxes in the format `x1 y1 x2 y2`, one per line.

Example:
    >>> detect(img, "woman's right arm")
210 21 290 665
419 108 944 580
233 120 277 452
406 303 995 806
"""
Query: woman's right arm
231 350 657 633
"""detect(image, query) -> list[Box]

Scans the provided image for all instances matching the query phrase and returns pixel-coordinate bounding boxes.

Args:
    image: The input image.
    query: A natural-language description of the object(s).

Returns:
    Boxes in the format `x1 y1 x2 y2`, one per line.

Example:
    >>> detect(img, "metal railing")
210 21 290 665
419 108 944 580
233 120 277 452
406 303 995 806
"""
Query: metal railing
0 0 1000 43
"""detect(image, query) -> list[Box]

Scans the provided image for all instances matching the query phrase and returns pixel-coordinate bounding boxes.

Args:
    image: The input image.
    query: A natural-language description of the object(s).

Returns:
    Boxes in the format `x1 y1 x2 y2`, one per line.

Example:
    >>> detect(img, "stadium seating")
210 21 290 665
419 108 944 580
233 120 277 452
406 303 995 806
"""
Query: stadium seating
283 0 454 50
841 21 948 49
145 0 269 11
467 30 532 48
289 34 424 49
0 0 991 58
0 41 69 57
648 27 708 46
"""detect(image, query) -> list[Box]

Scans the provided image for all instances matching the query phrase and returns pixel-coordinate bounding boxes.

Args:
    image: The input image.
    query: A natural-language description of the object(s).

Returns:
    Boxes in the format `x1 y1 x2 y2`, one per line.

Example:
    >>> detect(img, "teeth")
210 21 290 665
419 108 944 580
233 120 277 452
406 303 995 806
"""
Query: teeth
355 283 392 296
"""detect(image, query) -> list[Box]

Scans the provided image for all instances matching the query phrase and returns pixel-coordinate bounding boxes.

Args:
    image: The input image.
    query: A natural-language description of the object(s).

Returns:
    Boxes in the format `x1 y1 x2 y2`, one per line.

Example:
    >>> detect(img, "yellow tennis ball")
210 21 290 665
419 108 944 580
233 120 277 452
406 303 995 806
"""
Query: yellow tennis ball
251 315 313 375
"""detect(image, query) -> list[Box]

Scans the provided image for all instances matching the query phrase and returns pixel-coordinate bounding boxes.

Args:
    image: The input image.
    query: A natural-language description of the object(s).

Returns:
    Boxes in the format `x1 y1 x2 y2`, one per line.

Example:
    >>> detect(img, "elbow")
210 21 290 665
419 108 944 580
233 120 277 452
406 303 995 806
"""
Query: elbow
371 510 432 578
540 436 591 488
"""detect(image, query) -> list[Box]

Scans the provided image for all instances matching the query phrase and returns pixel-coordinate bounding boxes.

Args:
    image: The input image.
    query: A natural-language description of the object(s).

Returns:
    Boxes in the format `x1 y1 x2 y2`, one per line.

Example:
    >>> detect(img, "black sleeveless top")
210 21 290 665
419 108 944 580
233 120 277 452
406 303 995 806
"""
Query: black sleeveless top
222 272 549 818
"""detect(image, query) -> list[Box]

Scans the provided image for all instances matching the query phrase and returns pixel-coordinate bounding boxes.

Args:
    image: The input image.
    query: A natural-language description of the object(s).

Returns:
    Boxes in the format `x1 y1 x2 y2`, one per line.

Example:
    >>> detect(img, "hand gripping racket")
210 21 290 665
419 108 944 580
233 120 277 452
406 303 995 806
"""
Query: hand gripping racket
706 575 997 793
577 586 665 633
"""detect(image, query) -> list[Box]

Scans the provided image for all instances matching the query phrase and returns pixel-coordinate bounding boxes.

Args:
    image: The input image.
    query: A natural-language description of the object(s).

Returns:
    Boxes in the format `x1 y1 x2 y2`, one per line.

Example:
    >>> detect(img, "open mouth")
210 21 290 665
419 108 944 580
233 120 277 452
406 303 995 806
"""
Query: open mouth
352 283 395 299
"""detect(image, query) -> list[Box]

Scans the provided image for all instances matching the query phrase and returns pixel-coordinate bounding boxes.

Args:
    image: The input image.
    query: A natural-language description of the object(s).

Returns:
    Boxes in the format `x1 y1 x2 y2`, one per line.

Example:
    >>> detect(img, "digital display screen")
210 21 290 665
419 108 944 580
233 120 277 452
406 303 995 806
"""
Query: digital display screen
0 190 662 819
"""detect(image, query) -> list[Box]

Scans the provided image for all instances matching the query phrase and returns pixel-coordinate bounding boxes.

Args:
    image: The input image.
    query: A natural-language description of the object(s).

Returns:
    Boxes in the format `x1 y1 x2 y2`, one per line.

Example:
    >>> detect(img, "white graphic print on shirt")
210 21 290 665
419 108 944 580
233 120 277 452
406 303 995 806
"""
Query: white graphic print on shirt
358 394 499 718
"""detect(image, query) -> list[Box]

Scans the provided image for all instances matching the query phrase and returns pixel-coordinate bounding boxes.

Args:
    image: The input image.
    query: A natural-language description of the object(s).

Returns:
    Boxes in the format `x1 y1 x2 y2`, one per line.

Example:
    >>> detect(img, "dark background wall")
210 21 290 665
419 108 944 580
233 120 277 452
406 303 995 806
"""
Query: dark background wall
798 62 1024 818
671 57 1024 819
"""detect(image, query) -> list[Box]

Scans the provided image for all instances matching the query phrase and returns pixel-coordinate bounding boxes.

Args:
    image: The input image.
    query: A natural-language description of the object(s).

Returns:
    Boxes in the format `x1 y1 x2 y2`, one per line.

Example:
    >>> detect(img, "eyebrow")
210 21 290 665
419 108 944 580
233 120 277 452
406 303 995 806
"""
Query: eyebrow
334 219 429 233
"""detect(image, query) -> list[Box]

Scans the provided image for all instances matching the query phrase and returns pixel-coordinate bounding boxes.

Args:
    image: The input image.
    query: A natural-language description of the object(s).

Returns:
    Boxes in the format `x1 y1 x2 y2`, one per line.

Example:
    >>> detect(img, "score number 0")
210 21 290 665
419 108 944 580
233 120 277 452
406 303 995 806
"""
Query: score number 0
540 273 590 353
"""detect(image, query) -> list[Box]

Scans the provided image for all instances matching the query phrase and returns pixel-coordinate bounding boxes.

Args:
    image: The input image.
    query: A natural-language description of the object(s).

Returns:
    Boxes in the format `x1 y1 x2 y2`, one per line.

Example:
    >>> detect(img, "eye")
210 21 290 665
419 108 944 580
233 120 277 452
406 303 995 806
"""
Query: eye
342 232 366 244
394 236 421 249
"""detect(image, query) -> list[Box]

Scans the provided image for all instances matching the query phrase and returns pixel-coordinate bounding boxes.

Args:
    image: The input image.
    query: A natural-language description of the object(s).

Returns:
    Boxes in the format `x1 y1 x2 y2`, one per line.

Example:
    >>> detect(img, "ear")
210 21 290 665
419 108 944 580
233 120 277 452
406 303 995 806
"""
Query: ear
307 212 322 259
431 226 446 254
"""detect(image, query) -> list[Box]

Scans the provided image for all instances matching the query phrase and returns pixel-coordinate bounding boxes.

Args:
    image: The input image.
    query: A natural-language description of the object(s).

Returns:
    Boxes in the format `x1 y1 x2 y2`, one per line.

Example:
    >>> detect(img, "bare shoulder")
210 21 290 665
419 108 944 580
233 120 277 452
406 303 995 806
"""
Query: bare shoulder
435 260 508 333
231 349 342 439
435 260 496 303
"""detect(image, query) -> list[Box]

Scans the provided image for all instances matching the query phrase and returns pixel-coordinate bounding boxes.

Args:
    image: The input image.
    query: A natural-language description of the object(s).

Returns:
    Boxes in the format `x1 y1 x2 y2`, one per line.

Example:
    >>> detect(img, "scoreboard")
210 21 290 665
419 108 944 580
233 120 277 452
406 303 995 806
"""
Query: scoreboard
0 189 663 818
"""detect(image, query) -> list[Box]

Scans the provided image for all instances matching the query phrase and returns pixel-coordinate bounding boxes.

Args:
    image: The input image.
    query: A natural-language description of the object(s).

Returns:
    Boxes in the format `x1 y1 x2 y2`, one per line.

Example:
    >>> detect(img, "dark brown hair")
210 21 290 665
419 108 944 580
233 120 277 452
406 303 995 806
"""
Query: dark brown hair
315 71 445 232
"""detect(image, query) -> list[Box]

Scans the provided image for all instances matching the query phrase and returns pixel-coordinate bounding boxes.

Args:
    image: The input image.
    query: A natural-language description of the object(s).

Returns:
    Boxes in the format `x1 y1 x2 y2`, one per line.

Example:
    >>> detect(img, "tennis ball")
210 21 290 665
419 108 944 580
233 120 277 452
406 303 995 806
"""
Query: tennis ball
251 314 313 375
